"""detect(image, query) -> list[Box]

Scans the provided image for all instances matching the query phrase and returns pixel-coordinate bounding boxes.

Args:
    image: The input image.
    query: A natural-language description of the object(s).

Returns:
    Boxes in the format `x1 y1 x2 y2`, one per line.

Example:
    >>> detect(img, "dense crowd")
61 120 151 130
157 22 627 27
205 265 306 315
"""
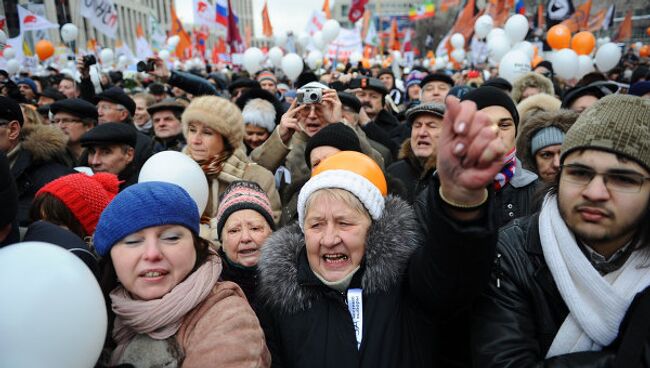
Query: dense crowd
1 50 650 367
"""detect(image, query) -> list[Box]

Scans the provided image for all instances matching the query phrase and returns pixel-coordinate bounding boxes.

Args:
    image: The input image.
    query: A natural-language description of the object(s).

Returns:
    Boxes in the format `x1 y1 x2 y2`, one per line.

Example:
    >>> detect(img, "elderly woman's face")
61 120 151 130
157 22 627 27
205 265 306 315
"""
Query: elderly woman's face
110 225 196 300
304 192 371 282
187 121 225 161
221 209 272 267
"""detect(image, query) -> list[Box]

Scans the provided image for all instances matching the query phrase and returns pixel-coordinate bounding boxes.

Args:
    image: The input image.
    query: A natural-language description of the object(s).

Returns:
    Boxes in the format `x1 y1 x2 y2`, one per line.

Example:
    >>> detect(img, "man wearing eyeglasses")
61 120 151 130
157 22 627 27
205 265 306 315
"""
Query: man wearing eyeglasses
473 95 650 367
50 98 98 164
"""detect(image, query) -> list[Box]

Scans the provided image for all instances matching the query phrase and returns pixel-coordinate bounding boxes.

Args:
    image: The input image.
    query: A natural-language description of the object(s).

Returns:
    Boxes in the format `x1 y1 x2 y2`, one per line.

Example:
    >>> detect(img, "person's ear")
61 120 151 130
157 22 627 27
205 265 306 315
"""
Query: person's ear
8 121 21 141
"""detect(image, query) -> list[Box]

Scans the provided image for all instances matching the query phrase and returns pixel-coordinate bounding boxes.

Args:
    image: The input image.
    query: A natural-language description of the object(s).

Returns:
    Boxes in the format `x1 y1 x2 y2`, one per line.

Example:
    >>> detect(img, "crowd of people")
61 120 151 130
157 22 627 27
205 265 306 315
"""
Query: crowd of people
1 48 650 367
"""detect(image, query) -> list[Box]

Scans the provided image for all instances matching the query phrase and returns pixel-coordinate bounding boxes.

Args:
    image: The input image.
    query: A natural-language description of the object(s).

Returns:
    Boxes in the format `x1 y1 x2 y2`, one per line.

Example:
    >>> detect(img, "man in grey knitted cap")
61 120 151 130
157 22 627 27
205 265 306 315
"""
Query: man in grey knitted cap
473 95 650 367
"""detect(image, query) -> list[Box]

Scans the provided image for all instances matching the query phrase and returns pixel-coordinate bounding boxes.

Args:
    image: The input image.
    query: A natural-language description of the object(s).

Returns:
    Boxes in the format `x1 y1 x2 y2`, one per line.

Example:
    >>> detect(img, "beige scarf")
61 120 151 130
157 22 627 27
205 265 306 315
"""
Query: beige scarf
109 254 222 364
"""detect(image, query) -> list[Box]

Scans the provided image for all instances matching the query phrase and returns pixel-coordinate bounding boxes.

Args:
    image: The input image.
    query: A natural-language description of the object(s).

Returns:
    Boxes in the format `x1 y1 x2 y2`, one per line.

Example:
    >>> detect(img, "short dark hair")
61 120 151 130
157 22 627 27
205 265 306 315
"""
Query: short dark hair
30 193 86 239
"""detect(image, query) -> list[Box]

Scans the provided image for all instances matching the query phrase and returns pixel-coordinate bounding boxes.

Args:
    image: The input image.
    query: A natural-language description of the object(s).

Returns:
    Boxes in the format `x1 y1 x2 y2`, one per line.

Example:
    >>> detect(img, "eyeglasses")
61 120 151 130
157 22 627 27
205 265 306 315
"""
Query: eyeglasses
53 118 82 125
97 104 123 112
560 164 650 193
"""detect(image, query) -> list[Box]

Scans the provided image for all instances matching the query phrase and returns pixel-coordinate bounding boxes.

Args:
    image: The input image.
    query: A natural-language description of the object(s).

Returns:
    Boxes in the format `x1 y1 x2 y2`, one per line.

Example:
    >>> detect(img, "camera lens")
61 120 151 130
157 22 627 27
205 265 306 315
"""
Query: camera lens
309 93 318 101
136 61 147 73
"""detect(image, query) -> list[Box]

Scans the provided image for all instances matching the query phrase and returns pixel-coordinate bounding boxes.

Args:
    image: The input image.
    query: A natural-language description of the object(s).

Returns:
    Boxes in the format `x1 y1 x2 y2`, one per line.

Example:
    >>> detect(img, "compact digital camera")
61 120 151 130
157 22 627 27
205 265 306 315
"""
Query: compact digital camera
296 87 322 104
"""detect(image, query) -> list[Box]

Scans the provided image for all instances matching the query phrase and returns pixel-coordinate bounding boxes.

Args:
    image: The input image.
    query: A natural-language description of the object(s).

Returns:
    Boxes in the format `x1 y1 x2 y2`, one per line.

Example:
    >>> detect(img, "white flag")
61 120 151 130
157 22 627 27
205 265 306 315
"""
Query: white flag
193 0 216 27
136 37 153 59
149 14 166 51
17 5 58 33
80 0 118 39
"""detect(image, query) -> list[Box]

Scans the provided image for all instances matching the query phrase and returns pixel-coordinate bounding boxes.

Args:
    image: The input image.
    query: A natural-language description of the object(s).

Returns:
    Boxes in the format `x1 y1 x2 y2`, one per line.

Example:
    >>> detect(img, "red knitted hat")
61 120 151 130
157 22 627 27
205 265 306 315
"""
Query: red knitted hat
36 173 120 235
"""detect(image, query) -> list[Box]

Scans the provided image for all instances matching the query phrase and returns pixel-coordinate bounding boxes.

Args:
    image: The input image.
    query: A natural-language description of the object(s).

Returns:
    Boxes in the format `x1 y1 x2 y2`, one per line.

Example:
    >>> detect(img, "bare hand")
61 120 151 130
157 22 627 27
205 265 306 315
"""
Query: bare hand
319 89 342 124
437 96 507 204
76 56 89 79
278 99 306 144
147 57 171 81
358 107 371 127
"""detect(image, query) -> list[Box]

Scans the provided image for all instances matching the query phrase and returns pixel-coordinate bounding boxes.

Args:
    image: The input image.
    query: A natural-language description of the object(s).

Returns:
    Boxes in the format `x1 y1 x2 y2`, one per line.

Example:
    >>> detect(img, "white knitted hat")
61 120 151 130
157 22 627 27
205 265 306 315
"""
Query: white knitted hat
242 98 277 133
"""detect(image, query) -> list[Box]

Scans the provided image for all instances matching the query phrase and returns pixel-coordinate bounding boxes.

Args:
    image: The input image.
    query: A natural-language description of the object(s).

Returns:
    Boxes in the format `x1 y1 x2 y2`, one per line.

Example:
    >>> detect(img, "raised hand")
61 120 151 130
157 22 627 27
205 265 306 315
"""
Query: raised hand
147 57 171 81
278 99 306 144
318 89 343 124
437 96 506 206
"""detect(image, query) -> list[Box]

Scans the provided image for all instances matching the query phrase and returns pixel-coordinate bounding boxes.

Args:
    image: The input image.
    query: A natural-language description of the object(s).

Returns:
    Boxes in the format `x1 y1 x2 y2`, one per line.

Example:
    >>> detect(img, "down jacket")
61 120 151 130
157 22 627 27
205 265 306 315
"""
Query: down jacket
257 177 498 368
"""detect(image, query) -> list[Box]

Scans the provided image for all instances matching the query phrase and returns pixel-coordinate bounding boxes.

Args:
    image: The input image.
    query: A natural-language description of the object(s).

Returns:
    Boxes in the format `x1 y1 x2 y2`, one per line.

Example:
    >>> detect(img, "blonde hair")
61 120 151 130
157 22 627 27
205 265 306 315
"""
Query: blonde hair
20 104 46 126
305 188 371 221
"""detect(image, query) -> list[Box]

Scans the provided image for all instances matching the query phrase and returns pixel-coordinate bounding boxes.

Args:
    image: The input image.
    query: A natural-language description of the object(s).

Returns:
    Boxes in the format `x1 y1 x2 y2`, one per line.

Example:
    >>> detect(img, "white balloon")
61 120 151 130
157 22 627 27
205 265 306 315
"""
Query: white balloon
422 59 431 68
298 32 310 48
594 42 622 73
434 57 447 70
392 50 402 63
138 151 209 216
0 242 106 368
118 55 128 65
513 41 534 60
60 23 78 43
5 59 19 74
474 15 494 39
322 19 341 43
167 35 180 48
450 33 465 50
306 50 323 70
268 46 284 67
275 33 287 47
488 35 511 63
313 31 327 50
100 48 114 64
281 53 304 81
3 47 16 60
487 28 506 44
576 55 595 79
0 29 7 45
504 14 529 45
349 51 362 65
553 48 579 80
243 47 264 74
451 48 466 62
159 49 171 61
498 50 531 83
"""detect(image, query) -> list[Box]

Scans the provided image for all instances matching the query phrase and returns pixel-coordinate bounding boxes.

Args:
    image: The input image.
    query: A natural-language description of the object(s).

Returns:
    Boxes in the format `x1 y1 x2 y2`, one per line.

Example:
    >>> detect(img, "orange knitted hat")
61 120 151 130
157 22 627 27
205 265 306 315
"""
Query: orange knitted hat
36 173 120 235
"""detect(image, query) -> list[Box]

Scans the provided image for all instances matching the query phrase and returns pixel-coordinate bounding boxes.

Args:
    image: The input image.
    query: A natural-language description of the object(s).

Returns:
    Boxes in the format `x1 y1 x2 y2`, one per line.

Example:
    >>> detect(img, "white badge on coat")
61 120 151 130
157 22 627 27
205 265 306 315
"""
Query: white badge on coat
347 288 363 350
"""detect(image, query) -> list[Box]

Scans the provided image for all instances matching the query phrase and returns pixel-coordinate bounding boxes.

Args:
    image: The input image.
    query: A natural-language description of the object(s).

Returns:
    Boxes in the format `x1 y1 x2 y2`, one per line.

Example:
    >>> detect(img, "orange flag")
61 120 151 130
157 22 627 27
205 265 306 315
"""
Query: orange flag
170 0 192 59
261 1 273 37
136 24 144 38
587 8 606 32
486 0 510 27
561 0 592 32
361 9 371 39
322 0 332 19
388 18 400 51
440 0 461 12
615 10 633 42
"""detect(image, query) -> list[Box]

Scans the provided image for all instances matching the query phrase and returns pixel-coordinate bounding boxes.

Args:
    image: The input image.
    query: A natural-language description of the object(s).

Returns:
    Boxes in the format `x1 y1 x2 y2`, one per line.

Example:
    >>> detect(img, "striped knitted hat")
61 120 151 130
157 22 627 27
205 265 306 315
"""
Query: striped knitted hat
215 181 276 240
36 173 120 235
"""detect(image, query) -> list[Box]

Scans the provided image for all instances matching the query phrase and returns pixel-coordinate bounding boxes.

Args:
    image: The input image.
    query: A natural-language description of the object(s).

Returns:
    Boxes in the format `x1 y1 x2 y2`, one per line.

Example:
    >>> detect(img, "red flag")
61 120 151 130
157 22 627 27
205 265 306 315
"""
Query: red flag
170 0 192 59
614 10 633 42
348 0 368 23
226 0 244 53
261 1 273 37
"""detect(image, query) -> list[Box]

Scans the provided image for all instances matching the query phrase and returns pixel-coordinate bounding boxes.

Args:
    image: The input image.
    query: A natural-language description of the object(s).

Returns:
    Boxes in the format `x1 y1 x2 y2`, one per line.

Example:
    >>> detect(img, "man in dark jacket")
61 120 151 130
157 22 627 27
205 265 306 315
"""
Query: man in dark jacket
387 102 444 204
473 95 650 367
0 96 74 226
147 99 186 153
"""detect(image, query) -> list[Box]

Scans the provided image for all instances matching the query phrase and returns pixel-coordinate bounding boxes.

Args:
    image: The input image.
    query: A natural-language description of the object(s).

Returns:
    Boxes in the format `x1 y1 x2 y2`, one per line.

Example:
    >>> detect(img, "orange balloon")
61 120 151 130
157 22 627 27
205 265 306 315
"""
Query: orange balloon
361 58 370 68
312 151 388 196
35 40 55 61
547 24 572 50
647 27 650 37
640 45 650 58
532 55 544 68
571 31 596 55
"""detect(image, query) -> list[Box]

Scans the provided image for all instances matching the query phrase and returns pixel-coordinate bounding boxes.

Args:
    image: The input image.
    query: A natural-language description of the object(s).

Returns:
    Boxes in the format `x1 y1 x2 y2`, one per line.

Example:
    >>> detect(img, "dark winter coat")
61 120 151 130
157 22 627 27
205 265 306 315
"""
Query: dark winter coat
218 247 259 310
471 214 650 367
494 159 538 228
257 177 498 368
387 140 436 204
10 124 75 226
515 110 578 175
152 133 186 153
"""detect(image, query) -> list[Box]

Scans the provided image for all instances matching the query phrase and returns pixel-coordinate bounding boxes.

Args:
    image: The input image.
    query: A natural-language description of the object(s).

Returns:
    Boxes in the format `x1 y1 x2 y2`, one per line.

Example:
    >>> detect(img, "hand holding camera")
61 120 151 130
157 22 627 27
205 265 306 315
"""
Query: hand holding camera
142 57 171 82
318 89 342 124
278 99 307 144
76 55 96 79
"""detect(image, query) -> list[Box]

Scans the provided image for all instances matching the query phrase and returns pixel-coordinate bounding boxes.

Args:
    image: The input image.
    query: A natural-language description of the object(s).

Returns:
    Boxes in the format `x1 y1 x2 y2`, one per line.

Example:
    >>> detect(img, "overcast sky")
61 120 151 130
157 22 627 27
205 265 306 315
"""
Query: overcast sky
177 0 320 37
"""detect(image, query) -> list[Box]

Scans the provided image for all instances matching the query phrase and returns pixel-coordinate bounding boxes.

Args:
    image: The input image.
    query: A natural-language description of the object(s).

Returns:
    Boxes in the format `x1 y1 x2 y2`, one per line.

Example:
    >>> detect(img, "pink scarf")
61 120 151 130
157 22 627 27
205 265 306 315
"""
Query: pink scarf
109 254 222 364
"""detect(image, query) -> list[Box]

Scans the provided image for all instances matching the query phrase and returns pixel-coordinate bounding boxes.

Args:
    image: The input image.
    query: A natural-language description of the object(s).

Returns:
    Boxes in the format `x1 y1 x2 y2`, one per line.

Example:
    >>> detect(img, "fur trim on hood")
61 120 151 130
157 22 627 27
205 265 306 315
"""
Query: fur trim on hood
511 73 555 104
21 123 68 163
257 195 421 314
516 93 561 127
515 109 579 172
398 139 436 178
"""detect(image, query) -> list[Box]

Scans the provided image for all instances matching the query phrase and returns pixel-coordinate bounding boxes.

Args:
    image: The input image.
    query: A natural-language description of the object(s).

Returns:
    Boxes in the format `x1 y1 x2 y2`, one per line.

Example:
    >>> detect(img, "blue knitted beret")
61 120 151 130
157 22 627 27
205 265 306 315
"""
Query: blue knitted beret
93 182 200 257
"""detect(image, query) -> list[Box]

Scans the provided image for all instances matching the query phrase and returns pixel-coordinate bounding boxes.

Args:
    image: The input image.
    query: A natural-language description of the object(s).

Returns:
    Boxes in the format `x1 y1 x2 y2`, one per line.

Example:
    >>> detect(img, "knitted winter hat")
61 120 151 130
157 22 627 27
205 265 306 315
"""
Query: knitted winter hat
181 95 244 150
36 173 120 235
215 181 275 240
257 70 277 85
462 86 520 127
242 98 277 133
16 78 37 94
561 94 650 171
406 71 427 89
297 151 387 231
93 182 199 257
304 123 362 168
530 126 565 155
